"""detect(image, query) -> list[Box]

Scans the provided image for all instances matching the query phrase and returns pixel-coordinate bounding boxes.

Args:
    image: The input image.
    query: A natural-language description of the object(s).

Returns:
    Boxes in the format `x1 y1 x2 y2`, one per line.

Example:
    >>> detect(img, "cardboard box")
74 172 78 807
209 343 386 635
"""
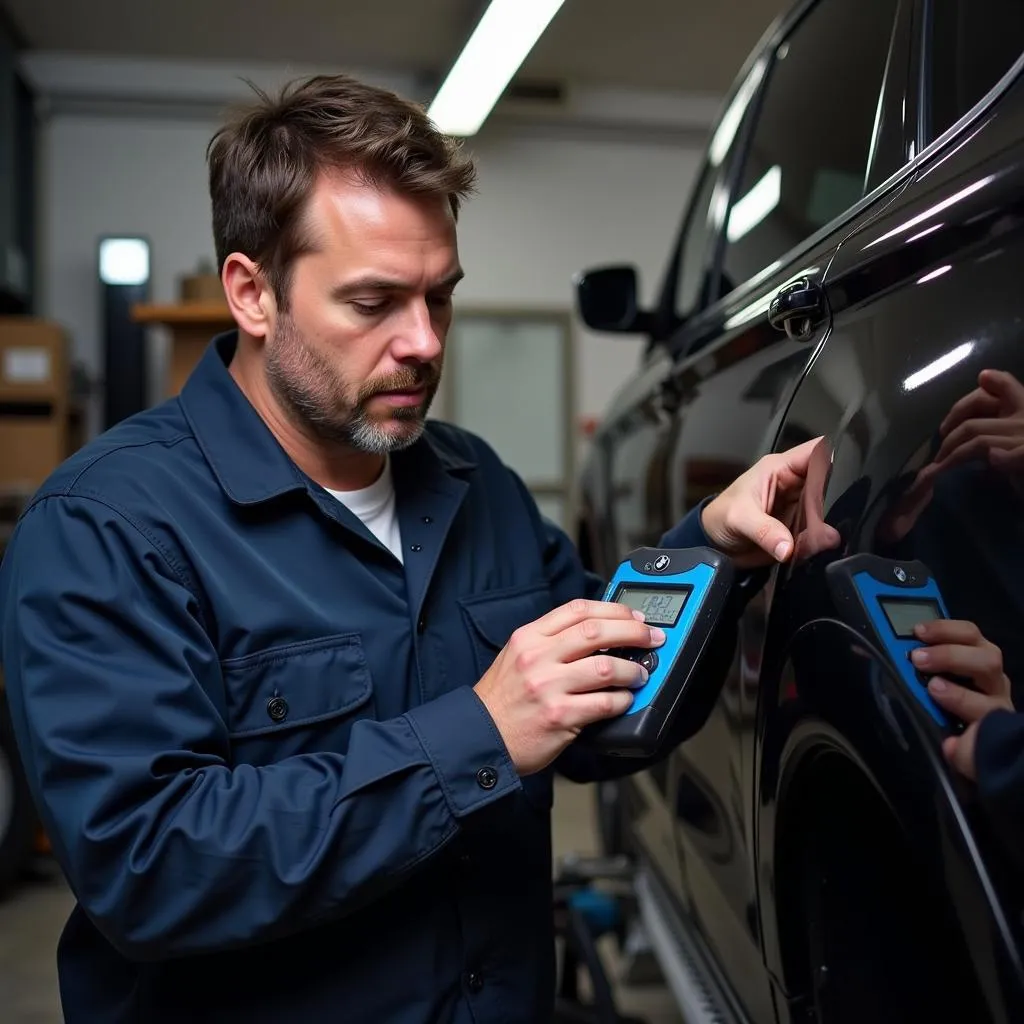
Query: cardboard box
0 318 77 496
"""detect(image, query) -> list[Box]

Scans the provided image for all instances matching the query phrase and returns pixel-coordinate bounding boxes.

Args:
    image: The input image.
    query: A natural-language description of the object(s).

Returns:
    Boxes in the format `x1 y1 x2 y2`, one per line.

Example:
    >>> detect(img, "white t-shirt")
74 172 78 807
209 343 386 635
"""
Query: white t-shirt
325 457 403 563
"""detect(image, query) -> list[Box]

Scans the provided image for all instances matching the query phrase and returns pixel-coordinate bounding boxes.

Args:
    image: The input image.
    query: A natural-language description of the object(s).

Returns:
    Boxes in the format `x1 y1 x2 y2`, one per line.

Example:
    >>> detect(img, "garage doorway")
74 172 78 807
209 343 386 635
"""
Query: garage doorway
435 308 575 531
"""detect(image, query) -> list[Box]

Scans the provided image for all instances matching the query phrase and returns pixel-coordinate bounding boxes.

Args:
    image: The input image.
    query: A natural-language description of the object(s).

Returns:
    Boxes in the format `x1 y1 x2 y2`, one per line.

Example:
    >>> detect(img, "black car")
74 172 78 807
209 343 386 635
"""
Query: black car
572 1 1024 1021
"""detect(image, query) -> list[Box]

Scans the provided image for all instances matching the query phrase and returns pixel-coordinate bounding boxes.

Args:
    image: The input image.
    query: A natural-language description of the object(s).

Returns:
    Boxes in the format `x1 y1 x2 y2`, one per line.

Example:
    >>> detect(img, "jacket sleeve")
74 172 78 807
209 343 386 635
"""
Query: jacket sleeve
0 495 517 961
975 708 1024 868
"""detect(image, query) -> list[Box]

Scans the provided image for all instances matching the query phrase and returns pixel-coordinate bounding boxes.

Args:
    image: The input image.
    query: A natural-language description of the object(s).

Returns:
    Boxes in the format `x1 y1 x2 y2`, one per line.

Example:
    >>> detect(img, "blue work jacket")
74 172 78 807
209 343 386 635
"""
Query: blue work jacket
0 332 715 1024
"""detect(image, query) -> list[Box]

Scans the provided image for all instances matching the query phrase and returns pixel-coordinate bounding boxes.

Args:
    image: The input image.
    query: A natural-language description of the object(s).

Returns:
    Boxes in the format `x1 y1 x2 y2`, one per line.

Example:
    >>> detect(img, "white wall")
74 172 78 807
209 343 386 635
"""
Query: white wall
29 55 710 437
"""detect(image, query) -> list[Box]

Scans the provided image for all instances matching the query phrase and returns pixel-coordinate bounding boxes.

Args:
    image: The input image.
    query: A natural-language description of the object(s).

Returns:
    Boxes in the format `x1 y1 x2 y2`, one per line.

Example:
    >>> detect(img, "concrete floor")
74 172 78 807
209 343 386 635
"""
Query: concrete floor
0 777 683 1023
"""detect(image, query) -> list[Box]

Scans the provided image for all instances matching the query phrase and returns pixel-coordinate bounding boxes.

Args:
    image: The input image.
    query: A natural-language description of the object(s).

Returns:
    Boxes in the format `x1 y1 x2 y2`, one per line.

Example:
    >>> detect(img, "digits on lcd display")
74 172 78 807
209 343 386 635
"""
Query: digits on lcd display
879 596 942 638
615 586 690 628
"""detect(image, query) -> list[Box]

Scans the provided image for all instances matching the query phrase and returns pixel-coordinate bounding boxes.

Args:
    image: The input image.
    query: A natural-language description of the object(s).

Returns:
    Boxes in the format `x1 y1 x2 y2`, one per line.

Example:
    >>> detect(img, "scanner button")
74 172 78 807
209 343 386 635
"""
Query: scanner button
639 650 659 674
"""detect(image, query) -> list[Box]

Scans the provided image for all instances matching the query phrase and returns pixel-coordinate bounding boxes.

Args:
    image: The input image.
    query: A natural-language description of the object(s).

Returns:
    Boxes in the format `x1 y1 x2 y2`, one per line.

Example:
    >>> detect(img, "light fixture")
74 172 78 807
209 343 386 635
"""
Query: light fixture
427 0 567 136
97 235 152 428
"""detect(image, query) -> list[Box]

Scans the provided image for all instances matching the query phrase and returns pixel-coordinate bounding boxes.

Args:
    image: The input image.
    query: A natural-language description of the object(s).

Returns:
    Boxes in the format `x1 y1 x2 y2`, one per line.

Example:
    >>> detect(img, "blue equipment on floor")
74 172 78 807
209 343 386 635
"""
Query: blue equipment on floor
552 853 650 1024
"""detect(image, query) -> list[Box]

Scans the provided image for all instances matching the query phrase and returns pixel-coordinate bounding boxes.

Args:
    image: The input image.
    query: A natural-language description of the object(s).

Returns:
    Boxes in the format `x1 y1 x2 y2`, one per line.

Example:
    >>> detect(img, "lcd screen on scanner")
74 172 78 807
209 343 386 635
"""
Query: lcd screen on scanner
879 596 942 638
615 586 690 627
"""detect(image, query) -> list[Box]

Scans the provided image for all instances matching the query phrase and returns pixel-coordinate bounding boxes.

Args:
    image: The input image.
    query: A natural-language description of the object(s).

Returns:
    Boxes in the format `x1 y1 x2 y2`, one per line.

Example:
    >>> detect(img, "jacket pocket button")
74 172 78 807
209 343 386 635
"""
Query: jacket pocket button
266 696 289 722
476 766 498 790
466 970 484 993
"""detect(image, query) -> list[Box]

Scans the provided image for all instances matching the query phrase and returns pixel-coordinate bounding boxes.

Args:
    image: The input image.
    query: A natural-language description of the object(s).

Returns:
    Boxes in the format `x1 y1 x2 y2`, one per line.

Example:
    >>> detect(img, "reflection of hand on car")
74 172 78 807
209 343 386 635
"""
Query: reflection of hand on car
910 618 1014 780
876 468 936 545
879 368 1024 544
700 437 837 568
925 368 1024 479
791 436 842 561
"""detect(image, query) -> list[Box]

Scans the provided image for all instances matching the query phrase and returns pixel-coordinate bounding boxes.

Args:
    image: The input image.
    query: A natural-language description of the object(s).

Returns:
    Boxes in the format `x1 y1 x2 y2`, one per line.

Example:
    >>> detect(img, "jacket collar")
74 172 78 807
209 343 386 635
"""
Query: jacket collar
179 331 475 507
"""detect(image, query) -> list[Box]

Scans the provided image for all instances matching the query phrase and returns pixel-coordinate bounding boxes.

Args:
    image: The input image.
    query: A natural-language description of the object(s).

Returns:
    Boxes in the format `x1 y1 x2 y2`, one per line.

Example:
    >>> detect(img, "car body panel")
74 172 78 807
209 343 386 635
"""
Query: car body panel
753 65 1024 1015
575 0 1024 1018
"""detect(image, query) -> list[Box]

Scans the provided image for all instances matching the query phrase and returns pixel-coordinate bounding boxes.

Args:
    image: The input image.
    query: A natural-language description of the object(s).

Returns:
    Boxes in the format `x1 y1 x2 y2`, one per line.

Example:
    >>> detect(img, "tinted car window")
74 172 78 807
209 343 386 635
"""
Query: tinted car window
673 58 768 318
675 165 717 317
928 0 1024 142
719 0 899 292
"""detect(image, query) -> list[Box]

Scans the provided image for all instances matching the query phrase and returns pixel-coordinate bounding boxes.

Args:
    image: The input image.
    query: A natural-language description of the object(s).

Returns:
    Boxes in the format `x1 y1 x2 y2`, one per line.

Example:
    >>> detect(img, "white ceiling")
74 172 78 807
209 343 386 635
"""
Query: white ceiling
2 0 790 94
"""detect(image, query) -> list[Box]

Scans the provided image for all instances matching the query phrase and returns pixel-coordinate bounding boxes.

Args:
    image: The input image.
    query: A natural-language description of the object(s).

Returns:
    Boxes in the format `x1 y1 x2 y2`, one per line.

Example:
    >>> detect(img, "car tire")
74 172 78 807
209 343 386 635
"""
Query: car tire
0 690 35 895
794 762 991 1024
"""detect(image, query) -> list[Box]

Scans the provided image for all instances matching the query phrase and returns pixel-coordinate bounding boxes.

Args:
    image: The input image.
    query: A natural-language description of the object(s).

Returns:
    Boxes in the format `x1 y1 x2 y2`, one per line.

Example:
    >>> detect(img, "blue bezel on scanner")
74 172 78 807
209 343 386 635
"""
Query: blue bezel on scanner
603 559 717 716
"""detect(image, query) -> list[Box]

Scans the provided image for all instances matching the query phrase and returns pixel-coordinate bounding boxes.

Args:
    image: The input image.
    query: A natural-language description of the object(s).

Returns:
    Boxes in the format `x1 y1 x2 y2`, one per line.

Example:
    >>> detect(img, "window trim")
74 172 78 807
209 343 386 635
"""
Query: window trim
654 156 718 334
666 0 1024 355
864 0 917 193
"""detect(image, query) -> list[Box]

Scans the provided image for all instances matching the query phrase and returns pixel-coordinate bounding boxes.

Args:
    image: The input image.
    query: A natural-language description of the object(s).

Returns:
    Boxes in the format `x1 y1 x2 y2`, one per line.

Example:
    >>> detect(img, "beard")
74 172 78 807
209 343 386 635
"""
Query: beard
265 313 441 454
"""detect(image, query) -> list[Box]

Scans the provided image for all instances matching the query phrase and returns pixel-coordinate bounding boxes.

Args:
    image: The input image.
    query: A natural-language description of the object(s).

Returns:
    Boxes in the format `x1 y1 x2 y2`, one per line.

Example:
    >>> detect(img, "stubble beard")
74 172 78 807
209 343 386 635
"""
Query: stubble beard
265 313 441 455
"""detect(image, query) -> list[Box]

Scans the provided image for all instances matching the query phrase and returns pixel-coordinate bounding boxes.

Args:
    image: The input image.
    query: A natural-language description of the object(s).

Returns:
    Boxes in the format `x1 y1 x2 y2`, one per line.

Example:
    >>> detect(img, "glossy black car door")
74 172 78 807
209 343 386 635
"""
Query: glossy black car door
757 19 1024 1020
652 1 913 1019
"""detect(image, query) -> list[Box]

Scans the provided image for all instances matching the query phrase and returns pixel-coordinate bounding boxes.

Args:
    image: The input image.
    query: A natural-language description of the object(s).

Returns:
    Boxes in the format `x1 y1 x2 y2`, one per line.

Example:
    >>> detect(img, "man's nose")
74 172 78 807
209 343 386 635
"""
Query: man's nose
393 300 443 362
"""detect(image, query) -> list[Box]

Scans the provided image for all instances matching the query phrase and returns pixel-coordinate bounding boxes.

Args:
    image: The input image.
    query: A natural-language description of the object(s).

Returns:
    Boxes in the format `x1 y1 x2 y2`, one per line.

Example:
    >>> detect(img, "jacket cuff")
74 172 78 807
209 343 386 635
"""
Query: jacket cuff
976 709 1024 813
405 686 521 818
658 495 716 550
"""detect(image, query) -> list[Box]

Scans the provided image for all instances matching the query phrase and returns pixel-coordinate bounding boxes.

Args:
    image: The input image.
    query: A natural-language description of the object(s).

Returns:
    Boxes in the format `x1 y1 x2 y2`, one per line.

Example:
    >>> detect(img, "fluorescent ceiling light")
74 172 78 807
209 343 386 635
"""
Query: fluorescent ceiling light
428 0 567 136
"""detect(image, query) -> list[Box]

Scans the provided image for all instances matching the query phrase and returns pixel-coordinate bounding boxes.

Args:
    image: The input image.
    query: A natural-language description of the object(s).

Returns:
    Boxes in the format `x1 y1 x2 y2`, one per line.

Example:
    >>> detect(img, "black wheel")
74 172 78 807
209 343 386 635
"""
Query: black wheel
794 757 991 1024
0 689 35 895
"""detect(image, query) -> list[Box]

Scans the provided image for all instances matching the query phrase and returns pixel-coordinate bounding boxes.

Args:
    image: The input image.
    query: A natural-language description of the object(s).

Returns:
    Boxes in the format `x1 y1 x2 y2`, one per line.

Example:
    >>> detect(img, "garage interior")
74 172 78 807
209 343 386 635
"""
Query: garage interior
0 1 790 1021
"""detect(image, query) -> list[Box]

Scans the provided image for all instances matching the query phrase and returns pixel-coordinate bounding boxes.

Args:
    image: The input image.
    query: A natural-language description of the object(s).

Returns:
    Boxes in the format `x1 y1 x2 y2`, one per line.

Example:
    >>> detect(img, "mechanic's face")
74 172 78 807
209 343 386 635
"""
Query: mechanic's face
265 172 462 454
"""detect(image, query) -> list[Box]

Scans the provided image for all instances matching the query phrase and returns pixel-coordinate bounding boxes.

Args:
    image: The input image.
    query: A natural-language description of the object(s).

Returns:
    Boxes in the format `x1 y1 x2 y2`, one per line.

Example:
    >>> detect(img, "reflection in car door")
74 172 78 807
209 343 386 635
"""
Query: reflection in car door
761 23 1024 1017
646 0 910 1019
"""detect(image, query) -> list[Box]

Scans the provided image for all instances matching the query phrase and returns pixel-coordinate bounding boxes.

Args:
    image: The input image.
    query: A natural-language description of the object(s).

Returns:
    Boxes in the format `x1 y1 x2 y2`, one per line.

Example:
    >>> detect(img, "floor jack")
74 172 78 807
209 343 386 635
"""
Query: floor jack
552 853 653 1024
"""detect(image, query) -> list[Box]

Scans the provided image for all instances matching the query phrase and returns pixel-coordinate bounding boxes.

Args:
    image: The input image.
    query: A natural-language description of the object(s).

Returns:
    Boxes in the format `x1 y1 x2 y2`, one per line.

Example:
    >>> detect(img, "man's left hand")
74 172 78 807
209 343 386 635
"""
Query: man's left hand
912 618 1014 781
700 437 837 568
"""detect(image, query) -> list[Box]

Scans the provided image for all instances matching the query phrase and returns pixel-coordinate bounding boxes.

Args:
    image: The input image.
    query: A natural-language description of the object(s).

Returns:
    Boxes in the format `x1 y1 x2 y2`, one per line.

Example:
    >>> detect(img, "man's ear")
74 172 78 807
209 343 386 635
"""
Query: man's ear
222 253 276 338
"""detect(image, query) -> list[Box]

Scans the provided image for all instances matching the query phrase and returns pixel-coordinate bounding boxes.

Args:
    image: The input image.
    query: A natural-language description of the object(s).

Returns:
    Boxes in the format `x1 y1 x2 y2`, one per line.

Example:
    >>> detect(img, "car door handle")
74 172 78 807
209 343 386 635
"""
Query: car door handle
768 278 826 340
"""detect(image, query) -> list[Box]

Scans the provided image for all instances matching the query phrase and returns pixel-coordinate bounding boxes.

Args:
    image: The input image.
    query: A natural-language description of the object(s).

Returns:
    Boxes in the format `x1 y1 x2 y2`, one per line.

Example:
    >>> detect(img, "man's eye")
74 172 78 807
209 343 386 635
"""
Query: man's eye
428 293 454 309
352 301 388 316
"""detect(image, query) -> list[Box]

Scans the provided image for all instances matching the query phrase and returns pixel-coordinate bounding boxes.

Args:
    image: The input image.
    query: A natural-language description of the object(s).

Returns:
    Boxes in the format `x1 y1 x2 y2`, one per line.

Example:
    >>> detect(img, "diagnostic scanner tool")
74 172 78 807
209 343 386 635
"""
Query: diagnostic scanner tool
825 553 961 734
583 546 735 757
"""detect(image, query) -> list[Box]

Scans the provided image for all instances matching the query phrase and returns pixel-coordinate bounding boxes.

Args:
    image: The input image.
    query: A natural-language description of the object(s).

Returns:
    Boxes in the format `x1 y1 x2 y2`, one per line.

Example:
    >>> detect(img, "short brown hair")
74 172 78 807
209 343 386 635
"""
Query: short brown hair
207 73 477 307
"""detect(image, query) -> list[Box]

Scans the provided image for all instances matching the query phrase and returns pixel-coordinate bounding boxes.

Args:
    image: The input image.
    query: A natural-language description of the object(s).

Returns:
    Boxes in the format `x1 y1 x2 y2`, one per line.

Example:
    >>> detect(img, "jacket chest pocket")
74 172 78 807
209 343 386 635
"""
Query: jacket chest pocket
220 633 374 767
459 582 556 810
458 581 555 679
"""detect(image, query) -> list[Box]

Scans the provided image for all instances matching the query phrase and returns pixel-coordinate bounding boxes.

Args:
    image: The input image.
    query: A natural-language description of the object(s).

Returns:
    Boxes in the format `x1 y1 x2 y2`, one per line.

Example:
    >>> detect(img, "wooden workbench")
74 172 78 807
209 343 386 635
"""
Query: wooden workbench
132 302 236 397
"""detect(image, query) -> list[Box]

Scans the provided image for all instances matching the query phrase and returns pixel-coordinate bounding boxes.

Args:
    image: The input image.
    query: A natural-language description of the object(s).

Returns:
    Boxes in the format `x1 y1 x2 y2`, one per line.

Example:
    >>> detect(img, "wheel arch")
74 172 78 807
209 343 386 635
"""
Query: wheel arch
756 617 1024 1021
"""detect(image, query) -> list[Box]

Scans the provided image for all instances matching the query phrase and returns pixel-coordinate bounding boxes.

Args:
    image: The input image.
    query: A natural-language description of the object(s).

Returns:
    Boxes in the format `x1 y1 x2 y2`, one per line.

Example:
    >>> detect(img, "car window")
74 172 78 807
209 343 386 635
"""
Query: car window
927 0 1024 143
674 165 718 317
718 0 900 294
672 57 768 319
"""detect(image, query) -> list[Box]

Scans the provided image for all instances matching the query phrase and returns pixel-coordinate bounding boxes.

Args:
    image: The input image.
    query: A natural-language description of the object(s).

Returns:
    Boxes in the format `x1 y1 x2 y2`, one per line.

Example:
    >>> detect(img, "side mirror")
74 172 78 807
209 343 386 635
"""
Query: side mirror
575 265 651 334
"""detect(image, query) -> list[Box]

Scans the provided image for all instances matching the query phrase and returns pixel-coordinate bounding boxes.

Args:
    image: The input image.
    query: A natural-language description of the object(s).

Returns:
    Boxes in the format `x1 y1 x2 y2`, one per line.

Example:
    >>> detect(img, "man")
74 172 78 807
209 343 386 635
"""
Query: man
0 74 819 1023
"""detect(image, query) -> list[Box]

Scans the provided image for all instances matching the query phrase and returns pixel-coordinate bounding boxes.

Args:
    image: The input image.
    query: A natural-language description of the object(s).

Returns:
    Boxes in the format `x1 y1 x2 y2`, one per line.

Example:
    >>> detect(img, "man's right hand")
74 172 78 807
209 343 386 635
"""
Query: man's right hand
474 599 665 775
